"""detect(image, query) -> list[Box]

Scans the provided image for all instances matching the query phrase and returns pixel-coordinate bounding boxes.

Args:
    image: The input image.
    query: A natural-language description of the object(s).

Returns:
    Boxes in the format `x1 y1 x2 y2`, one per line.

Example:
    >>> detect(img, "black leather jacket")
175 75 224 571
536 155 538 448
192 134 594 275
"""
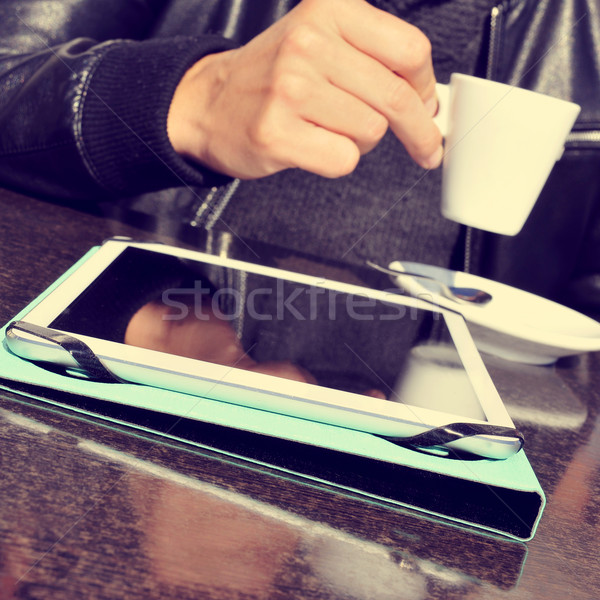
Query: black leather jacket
1 0 599 315
471 0 600 316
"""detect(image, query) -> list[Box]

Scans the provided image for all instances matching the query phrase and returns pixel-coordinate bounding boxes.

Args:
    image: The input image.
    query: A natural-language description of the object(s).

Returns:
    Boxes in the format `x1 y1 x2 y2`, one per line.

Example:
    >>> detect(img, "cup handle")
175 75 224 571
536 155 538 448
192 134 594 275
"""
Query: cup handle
433 82 451 137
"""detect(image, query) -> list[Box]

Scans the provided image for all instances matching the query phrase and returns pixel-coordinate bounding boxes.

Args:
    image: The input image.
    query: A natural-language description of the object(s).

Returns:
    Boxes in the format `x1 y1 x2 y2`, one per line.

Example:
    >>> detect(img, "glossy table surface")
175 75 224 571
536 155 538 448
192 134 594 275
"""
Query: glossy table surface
1 188 599 599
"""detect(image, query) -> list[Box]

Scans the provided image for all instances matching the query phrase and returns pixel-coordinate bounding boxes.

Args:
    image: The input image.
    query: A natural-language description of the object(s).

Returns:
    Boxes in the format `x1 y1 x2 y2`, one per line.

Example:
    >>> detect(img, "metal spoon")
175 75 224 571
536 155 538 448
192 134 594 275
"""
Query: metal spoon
366 261 493 306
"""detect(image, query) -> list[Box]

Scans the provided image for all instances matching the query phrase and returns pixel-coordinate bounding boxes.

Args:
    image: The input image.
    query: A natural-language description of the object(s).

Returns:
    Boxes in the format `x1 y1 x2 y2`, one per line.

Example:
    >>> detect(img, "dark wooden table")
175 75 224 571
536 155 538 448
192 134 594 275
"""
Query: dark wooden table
1 188 599 600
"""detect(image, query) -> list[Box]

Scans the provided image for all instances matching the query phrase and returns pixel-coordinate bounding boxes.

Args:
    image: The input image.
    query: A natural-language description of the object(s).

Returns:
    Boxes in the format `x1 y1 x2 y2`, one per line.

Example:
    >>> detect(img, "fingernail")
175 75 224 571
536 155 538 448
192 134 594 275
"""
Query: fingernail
422 145 443 169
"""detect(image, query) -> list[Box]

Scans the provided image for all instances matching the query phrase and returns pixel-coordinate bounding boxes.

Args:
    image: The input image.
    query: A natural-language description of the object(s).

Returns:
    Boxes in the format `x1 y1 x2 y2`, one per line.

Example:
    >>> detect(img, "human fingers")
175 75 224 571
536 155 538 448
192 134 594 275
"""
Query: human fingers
180 49 383 178
363 389 388 400
237 23 439 173
255 68 390 162
281 23 441 167
248 361 318 384
300 0 437 108
248 105 364 178
291 0 441 167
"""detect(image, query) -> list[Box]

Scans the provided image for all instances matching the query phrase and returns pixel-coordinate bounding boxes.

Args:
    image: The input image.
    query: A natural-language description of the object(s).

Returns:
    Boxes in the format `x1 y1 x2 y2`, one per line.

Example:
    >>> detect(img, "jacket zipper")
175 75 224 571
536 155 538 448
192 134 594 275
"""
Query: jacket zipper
189 178 241 230
464 3 506 273
485 4 505 80
567 130 600 145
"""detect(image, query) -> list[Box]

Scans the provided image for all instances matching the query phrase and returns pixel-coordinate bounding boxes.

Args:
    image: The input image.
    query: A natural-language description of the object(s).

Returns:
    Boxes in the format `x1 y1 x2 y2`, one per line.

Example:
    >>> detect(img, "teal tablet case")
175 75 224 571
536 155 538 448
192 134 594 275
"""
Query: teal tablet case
0 248 546 541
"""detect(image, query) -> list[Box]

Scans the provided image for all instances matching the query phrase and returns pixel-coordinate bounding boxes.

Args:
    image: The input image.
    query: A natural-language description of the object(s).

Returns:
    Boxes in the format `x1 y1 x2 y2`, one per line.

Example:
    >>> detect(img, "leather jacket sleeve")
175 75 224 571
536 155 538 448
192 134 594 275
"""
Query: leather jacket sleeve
0 0 236 202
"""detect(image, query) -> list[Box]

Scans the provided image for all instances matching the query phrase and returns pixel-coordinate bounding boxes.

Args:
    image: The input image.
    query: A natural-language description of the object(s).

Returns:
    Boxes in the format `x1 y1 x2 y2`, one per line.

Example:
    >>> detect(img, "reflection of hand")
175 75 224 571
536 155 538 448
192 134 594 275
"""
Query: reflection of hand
124 296 316 384
128 475 301 593
167 0 442 179
0 532 36 600
125 295 253 368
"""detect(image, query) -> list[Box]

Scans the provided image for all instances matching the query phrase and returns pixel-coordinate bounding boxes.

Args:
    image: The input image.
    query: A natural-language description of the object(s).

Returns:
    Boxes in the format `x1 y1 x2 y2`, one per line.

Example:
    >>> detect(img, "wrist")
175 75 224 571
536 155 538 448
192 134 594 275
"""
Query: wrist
167 50 233 166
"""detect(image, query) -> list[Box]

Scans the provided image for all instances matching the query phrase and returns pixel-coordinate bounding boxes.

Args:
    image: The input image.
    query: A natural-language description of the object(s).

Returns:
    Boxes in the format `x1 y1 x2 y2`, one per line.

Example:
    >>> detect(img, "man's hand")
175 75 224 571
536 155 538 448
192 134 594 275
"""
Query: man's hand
167 0 442 179
124 296 317 384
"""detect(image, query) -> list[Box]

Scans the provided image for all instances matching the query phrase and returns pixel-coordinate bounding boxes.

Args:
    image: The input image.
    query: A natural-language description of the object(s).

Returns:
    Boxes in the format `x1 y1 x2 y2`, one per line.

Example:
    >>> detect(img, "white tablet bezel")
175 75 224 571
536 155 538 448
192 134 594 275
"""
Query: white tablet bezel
5 239 521 458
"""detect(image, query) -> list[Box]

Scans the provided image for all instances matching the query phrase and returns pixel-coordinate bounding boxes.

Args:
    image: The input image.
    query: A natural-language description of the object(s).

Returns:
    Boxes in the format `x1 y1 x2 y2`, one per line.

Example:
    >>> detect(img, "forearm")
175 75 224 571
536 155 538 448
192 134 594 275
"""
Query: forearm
0 2 236 201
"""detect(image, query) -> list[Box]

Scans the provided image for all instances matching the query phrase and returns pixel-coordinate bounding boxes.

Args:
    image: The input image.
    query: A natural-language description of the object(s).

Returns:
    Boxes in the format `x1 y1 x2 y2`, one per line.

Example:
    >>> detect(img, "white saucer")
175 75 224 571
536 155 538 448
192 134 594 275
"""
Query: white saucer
388 261 600 365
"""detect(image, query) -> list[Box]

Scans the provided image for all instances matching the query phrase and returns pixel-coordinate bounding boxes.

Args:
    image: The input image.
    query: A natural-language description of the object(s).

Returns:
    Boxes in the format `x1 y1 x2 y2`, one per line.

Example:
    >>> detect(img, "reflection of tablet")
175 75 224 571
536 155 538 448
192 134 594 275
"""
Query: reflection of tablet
5 240 522 459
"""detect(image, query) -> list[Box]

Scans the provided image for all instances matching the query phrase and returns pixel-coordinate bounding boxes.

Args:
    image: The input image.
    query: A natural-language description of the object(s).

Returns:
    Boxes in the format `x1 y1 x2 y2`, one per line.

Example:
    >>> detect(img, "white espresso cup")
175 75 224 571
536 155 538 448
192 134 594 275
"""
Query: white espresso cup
434 74 580 235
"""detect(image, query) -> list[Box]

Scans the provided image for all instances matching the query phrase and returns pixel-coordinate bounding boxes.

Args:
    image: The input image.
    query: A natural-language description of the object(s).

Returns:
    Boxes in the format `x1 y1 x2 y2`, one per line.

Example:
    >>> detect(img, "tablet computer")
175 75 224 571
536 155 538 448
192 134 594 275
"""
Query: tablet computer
5 239 523 459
